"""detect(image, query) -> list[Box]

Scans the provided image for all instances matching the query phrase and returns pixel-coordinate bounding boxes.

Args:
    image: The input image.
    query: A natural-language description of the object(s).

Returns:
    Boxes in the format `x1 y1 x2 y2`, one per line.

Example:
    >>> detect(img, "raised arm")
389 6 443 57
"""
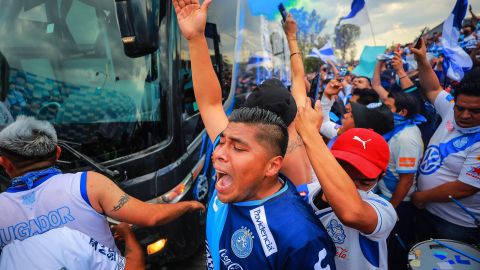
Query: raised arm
172 0 228 142
295 98 379 234
410 38 443 104
284 14 307 108
372 61 389 101
87 172 205 227
391 51 415 90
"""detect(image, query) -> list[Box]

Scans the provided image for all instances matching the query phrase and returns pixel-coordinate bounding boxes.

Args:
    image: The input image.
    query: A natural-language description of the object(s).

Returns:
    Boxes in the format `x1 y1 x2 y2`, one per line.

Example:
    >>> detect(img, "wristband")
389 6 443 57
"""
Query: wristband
399 75 408 80
290 52 301 58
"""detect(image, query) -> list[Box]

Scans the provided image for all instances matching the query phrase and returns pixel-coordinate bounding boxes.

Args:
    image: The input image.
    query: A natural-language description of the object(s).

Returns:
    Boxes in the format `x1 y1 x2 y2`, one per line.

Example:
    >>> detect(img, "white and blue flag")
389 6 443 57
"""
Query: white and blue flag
307 42 338 64
338 0 369 26
441 0 472 81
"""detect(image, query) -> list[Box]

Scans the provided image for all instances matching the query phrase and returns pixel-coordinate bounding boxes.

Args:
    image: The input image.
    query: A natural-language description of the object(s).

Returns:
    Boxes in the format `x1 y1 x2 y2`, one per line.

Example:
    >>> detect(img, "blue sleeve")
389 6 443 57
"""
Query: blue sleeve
283 239 336 270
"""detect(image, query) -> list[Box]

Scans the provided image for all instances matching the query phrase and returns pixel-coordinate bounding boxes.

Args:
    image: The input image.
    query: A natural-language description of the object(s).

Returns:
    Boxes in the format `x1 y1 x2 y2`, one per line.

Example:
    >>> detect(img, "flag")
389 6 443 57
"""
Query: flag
246 52 273 71
441 0 472 81
338 0 369 26
307 42 338 64
352 45 387 78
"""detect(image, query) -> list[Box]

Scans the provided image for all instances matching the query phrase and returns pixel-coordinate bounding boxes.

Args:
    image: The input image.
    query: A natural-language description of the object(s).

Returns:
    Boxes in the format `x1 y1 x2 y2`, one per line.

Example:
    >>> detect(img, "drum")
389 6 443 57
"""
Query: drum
408 239 480 270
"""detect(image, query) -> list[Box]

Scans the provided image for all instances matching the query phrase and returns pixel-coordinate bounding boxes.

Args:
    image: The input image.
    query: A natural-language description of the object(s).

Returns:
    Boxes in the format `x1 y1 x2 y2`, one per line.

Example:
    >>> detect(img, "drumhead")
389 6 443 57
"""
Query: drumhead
408 239 480 270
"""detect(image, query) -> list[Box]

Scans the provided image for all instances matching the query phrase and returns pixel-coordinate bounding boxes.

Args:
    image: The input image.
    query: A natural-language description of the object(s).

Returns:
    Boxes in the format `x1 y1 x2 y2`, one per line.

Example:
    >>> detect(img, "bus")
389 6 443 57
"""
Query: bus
0 0 292 265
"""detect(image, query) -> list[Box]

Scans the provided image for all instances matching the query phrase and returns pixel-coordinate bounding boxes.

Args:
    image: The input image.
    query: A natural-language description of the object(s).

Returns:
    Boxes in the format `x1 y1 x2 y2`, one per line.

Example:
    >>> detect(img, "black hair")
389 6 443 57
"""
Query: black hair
229 107 289 158
352 88 380 105
388 91 420 118
353 76 372 86
454 67 480 100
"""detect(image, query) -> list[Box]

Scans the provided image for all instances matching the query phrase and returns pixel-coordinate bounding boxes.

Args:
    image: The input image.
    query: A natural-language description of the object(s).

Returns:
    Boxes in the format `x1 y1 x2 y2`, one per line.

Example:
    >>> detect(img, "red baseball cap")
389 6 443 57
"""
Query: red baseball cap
331 128 390 179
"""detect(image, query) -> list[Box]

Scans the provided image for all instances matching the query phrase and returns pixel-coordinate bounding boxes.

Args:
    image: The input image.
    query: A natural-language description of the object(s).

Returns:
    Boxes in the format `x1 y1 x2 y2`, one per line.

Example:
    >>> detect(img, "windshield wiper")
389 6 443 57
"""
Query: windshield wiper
58 140 125 183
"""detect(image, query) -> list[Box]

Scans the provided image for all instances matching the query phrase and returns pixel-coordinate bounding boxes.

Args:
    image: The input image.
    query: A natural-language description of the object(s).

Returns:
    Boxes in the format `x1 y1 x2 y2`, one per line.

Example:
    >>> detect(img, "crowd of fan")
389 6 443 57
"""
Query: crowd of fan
0 1 478 270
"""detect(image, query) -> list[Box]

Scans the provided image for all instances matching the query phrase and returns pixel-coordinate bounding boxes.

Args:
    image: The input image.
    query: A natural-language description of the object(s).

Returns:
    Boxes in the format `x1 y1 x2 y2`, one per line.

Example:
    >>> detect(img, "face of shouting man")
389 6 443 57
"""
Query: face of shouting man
212 114 287 203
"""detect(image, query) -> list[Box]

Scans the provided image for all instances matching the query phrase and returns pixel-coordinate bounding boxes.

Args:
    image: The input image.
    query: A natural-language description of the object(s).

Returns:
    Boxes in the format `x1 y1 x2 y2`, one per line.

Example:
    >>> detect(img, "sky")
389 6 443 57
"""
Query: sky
295 0 480 58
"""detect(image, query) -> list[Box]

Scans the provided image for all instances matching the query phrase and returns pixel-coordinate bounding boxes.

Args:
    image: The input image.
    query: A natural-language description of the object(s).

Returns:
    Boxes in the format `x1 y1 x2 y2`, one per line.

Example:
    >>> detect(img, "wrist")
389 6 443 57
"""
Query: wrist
187 34 206 44
286 34 297 40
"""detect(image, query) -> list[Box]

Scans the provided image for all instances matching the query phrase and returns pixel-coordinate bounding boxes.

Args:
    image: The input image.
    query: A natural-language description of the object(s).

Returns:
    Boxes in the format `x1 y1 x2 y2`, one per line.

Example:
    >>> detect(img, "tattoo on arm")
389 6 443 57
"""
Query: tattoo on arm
112 194 130 212
286 135 304 154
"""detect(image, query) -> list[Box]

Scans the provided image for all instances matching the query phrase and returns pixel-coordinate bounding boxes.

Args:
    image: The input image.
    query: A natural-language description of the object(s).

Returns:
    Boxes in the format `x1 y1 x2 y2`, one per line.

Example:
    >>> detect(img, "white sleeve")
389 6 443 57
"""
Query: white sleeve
319 95 339 139
394 132 424 174
458 144 480 189
434 90 455 119
362 197 397 241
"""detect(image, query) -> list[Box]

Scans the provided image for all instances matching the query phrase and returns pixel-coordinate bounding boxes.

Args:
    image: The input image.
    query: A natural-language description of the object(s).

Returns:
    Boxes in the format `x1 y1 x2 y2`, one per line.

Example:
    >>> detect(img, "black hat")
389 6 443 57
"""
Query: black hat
351 102 394 135
244 79 297 126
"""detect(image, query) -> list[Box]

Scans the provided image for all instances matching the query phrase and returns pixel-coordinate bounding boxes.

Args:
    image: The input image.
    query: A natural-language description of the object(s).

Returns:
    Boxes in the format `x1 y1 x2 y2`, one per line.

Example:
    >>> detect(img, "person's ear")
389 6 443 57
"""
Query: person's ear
398 108 408 117
265 156 283 178
55 146 62 160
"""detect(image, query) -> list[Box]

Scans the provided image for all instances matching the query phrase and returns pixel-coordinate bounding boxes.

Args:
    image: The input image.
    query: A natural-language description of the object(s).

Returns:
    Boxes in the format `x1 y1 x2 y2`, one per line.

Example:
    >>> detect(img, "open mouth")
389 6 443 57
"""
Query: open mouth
215 170 234 193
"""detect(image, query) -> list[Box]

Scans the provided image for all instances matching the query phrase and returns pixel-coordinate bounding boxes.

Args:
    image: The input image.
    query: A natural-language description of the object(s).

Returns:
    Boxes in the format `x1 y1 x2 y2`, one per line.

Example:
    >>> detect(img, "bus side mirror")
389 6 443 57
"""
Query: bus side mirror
114 0 160 58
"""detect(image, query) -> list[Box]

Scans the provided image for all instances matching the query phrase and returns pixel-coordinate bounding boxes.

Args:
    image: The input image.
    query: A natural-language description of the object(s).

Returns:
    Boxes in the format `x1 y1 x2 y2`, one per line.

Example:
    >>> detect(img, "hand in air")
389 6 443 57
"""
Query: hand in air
391 52 405 73
410 38 427 62
324 80 343 100
283 13 297 39
172 0 212 40
295 98 323 137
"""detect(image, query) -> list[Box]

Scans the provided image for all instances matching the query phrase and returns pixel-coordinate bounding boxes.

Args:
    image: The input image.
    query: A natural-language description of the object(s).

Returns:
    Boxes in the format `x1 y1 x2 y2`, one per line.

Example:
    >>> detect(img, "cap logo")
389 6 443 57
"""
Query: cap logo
366 102 382 109
353 136 371 150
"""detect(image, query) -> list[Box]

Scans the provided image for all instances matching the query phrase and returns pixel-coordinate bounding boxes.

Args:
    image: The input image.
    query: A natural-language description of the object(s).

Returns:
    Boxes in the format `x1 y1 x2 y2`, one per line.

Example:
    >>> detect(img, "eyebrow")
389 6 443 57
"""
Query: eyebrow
222 133 250 147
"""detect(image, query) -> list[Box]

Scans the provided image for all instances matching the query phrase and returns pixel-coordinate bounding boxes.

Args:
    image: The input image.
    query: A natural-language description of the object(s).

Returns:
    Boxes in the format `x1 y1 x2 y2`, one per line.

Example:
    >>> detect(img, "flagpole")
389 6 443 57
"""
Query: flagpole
365 4 377 46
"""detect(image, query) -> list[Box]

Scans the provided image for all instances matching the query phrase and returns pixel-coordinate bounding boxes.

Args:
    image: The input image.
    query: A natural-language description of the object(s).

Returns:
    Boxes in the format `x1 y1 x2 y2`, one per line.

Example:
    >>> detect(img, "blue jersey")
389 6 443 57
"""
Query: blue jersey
206 178 336 270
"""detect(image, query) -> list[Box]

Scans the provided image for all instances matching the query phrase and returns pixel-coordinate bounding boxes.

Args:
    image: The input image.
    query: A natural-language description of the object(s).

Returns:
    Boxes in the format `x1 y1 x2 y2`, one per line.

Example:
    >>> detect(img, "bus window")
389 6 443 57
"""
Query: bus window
0 0 168 167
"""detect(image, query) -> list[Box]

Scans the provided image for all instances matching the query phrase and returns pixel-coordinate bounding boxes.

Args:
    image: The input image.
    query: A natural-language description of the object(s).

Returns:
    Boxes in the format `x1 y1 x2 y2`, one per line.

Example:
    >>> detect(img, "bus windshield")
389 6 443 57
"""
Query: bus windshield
0 0 167 166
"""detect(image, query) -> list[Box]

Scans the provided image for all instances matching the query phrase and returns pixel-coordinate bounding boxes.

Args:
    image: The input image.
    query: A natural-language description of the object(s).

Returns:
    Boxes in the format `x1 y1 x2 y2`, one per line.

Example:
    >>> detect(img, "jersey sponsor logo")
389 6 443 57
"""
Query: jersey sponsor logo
314 248 331 270
326 219 346 244
419 145 442 175
466 166 480 180
219 249 244 270
250 206 278 257
336 246 349 260
230 227 254 259
0 206 75 247
89 238 119 262
353 136 371 150
446 94 454 104
399 157 416 168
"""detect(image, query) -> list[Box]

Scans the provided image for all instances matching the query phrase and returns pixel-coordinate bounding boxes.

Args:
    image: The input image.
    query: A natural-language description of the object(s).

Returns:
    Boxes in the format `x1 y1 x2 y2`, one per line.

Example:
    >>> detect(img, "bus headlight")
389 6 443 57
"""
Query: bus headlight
147 238 167 255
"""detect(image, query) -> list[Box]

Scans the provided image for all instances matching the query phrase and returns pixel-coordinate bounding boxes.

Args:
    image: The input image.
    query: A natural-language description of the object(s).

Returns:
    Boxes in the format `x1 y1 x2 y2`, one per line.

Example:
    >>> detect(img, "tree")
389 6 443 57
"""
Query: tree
335 24 361 61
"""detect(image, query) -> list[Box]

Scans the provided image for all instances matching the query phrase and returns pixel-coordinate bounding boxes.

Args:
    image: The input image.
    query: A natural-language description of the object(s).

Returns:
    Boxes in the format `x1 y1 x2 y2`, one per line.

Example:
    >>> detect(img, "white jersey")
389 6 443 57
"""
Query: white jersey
0 227 125 270
418 91 480 228
378 125 423 201
305 181 397 270
0 172 117 250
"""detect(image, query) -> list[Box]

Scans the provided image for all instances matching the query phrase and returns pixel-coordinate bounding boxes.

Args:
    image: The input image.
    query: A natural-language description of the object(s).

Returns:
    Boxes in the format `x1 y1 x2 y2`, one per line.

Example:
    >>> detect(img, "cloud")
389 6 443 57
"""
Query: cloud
294 0 480 58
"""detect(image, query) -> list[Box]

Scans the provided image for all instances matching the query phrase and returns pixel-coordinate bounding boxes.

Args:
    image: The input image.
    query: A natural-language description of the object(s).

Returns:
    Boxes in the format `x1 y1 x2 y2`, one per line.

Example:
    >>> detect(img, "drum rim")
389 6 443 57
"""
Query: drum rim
409 238 480 252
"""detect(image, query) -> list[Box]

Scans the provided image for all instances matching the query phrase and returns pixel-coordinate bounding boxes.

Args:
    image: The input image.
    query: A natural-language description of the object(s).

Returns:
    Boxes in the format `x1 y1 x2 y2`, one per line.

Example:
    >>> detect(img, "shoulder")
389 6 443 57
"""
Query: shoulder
396 126 423 144
363 192 396 221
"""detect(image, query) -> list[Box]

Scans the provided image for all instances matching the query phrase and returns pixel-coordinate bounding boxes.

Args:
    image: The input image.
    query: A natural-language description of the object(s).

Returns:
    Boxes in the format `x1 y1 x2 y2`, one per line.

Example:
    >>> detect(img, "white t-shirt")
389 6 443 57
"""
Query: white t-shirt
378 125 424 201
305 181 397 270
320 95 340 139
0 227 125 270
417 90 480 227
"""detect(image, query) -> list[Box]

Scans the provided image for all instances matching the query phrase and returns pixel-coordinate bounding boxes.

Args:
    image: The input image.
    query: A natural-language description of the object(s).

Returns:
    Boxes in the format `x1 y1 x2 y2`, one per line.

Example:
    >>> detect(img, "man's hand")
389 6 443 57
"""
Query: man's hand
188 200 206 213
172 0 212 40
295 98 323 137
283 13 297 39
112 222 135 241
412 192 426 209
324 80 343 100
410 38 427 62
391 52 405 74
